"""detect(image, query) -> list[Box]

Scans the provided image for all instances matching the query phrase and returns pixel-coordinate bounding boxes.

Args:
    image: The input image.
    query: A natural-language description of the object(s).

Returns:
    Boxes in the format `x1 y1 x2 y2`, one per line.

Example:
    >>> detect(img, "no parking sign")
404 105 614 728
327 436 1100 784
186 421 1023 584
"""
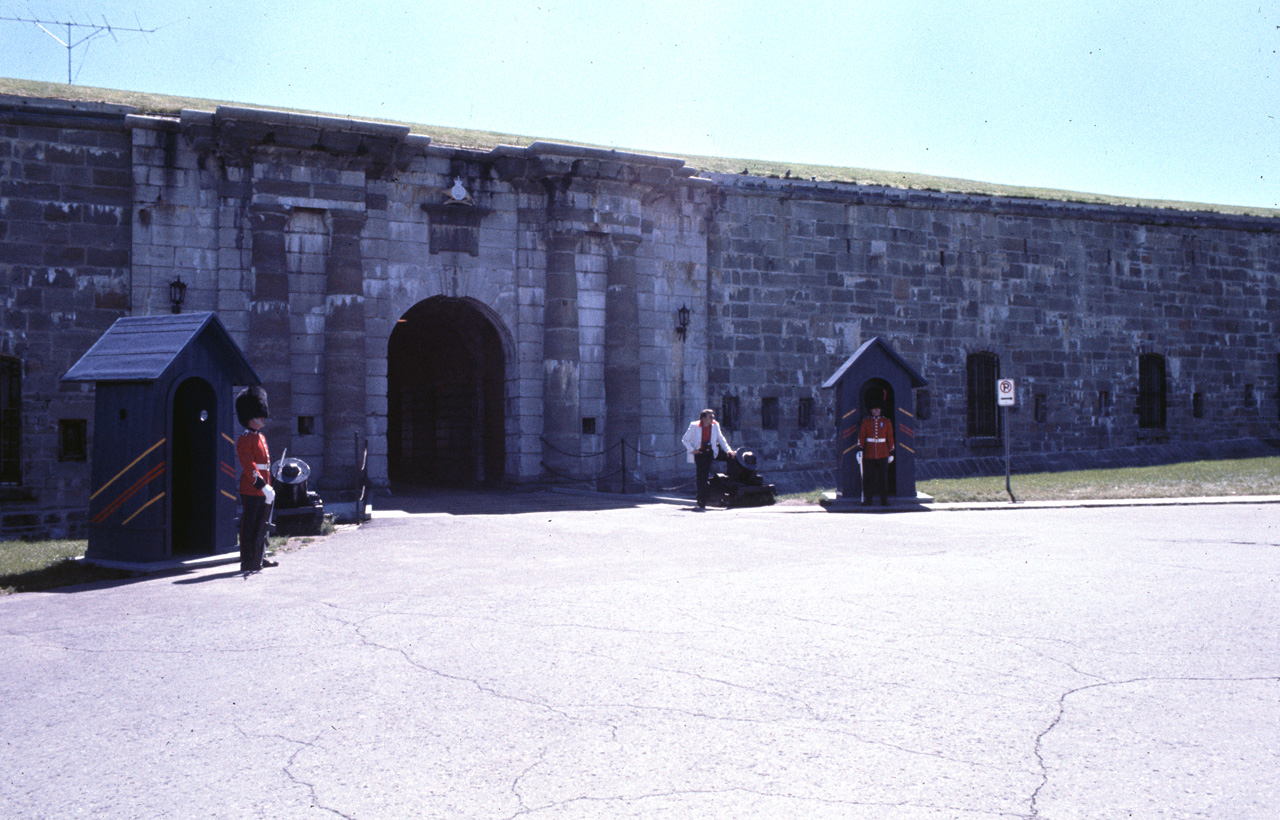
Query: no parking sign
997 378 1016 407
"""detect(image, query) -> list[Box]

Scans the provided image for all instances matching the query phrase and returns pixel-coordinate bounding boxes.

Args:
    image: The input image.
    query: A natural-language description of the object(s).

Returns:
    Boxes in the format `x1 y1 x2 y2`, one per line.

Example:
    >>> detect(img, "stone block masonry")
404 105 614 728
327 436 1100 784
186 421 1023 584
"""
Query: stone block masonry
1 91 1278 537
706 174 1280 488
0 96 134 538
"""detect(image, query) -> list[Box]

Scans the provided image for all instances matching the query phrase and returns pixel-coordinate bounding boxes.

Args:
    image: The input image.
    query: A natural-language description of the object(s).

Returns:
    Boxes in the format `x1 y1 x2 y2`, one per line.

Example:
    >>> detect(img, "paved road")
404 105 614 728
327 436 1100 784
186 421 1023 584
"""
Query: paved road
2 494 1277 819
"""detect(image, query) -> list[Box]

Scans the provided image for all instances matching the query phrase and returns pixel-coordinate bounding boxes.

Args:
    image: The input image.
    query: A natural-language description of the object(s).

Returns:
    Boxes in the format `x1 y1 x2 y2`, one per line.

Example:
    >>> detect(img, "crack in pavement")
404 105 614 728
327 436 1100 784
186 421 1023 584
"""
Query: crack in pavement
496 784 1032 820
564 645 823 718
1028 675 1280 819
317 602 620 734
234 725 355 820
509 746 549 813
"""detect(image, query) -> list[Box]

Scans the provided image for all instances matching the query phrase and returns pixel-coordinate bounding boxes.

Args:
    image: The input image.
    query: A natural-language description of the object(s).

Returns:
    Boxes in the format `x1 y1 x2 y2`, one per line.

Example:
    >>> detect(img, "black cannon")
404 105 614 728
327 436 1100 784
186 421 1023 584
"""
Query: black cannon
271 457 326 536
707 449 777 508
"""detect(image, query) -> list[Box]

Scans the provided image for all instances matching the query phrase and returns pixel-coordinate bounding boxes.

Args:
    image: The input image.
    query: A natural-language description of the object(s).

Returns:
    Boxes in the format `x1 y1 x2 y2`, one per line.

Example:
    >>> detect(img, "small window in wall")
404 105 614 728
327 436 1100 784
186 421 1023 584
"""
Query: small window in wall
915 389 931 421
1098 390 1111 417
1138 354 1167 429
58 419 88 462
1034 394 1047 424
966 352 1000 438
1244 384 1256 410
0 356 20 484
1192 392 1204 419
721 395 740 430
761 397 779 430
298 415 316 436
797 397 814 429
581 417 596 435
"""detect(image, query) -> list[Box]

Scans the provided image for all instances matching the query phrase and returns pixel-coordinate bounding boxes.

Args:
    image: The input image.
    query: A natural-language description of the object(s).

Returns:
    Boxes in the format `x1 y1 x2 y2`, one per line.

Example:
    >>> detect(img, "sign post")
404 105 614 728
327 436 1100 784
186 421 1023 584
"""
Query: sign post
996 379 1017 503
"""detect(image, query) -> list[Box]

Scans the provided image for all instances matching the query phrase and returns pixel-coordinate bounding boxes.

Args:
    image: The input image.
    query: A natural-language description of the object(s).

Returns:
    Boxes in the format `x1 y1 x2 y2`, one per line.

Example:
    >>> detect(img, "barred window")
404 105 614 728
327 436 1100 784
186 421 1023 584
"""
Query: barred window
761 397 779 430
966 352 1000 438
58 419 87 462
0 356 20 484
720 395 739 430
1138 354 1167 429
797 397 814 429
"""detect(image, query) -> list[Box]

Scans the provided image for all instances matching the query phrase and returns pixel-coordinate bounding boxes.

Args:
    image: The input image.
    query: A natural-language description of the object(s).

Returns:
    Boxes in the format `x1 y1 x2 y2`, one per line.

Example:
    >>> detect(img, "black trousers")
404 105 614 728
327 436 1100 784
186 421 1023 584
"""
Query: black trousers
694 448 714 505
863 458 890 505
239 494 272 571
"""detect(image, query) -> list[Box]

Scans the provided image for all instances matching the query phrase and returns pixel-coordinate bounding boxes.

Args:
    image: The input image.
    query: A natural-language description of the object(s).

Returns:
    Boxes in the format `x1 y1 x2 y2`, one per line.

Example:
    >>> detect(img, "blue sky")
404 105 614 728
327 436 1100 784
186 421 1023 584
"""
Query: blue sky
2 1 1277 208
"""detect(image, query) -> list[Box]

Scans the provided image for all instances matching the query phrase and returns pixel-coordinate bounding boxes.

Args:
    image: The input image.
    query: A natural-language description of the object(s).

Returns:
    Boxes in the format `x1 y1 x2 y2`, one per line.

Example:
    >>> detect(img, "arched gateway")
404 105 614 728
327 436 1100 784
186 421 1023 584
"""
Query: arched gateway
387 297 506 487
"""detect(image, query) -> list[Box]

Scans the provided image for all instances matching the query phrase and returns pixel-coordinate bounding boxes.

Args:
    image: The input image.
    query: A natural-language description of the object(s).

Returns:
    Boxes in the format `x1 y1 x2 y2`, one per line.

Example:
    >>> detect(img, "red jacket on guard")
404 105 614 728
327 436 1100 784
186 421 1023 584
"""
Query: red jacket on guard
857 414 895 460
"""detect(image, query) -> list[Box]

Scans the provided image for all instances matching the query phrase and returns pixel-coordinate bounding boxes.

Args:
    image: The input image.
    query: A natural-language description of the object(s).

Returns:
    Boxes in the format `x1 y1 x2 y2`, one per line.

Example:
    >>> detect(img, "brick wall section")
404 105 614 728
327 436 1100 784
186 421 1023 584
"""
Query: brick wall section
0 97 132 537
706 175 1280 490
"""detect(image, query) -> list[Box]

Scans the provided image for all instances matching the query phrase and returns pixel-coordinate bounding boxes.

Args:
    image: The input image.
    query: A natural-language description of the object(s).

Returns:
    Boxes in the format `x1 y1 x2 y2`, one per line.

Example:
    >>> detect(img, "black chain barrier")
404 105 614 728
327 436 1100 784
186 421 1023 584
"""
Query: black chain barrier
538 437 694 494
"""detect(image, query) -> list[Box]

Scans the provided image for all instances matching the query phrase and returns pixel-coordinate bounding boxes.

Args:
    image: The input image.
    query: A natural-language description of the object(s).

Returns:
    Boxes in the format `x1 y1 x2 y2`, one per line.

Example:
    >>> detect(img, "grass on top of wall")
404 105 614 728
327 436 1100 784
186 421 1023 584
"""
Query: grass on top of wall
4 76 1278 218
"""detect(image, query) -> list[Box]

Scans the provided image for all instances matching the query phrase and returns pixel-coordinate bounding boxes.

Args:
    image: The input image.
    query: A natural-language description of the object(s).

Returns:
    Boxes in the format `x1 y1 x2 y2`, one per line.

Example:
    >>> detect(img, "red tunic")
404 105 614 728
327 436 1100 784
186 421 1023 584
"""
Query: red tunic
857 416 895 460
236 431 271 497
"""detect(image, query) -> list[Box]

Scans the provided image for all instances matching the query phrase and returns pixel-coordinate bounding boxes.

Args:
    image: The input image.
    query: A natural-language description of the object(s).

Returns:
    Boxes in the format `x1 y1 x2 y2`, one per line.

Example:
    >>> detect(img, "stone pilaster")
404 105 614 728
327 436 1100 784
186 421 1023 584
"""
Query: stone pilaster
541 230 582 479
247 206 292 454
321 211 368 492
603 235 642 490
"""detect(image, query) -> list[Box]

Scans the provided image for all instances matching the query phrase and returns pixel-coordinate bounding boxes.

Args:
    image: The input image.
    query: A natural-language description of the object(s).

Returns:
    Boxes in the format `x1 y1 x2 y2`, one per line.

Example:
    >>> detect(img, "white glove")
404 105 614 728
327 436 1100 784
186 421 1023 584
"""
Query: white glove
855 451 863 466
888 455 894 464
262 484 276 505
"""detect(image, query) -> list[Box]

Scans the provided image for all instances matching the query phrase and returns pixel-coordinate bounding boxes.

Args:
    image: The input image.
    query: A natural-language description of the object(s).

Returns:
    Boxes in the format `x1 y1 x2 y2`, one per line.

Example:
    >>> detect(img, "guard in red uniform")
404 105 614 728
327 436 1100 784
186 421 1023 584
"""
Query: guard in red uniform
856 404 895 506
235 386 277 572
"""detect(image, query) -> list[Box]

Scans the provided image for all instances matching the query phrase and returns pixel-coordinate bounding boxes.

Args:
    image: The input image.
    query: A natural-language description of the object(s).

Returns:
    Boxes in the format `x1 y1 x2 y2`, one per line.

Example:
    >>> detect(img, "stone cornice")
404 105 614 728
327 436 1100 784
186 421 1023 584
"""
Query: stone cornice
707 173 1280 234
123 104 428 178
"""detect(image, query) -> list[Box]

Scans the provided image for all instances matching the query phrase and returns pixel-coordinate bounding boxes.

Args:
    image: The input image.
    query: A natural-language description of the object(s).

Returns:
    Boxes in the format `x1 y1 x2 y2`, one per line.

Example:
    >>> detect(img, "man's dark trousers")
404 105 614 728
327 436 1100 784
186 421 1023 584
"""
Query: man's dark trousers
863 458 890 506
694 447 714 506
239 495 271 571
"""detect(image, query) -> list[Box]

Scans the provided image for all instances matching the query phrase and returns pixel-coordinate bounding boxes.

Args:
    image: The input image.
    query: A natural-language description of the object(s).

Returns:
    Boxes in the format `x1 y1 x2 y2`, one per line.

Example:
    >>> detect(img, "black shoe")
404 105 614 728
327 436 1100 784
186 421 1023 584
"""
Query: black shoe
261 559 278 568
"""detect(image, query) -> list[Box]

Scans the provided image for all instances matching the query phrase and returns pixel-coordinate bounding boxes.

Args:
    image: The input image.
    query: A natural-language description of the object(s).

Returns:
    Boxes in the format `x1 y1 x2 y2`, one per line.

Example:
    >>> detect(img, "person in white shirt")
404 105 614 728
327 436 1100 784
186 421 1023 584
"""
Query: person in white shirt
681 409 735 509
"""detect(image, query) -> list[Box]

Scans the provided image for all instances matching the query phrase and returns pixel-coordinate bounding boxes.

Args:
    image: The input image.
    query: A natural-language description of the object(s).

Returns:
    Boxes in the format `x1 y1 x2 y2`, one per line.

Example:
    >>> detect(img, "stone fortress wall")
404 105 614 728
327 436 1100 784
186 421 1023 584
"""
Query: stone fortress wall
706 175 1280 488
2 93 1278 537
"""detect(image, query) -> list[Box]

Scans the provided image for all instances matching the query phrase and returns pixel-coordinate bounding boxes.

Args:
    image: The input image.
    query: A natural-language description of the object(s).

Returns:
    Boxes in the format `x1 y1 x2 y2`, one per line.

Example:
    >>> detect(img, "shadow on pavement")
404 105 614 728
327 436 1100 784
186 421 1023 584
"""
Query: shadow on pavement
375 486 687 516
172 569 252 585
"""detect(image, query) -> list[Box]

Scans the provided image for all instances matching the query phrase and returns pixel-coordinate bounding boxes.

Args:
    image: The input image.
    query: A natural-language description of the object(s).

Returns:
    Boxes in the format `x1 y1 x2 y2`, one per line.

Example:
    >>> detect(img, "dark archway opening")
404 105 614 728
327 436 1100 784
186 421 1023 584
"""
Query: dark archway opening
172 376 217 555
860 377 897 496
387 297 506 487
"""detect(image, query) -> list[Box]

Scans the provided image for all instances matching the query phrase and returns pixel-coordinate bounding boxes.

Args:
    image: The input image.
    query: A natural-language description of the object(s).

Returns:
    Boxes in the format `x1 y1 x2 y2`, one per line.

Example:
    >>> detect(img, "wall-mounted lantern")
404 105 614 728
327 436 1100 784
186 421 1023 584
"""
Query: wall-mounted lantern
676 304 690 341
169 278 187 314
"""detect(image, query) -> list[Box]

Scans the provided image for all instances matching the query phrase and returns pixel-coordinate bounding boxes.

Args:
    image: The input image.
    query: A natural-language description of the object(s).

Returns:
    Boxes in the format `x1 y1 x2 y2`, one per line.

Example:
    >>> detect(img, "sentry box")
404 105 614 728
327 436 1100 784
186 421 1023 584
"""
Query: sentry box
62 313 261 564
821 337 929 504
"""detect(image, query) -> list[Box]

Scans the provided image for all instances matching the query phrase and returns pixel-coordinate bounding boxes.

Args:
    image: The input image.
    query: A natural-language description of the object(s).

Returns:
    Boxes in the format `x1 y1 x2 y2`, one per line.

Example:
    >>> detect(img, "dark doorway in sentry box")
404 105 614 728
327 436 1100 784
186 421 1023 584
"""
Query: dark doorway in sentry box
387 297 506 486
172 376 217 554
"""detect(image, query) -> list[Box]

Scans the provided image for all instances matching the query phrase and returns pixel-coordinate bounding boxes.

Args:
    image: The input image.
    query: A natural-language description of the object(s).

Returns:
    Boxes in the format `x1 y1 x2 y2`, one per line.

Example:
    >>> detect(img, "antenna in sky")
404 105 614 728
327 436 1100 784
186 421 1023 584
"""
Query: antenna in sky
0 13 157 85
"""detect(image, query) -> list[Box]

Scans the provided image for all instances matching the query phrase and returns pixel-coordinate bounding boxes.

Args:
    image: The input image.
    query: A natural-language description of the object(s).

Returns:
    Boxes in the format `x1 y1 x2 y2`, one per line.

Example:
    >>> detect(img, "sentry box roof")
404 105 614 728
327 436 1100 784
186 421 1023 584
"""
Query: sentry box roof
62 312 259 385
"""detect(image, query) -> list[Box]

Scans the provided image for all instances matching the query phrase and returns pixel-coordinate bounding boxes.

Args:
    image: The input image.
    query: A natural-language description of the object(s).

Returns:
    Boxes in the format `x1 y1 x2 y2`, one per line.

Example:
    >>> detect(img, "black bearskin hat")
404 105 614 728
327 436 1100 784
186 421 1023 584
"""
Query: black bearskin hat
235 386 269 428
